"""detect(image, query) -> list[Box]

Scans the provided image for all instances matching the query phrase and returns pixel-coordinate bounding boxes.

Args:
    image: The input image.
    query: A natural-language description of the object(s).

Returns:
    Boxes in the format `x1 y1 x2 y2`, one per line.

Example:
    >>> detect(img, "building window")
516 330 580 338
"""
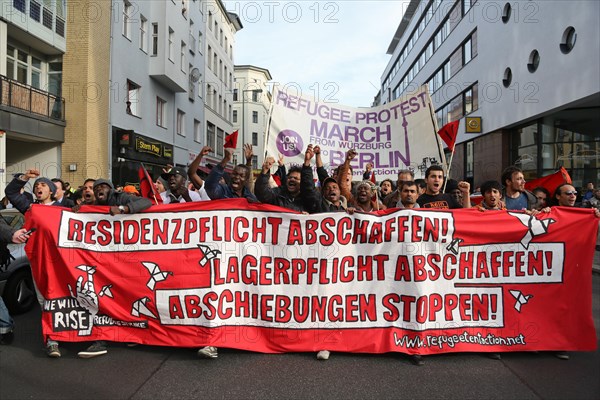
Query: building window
168 28 174 61
207 46 212 70
127 80 140 116
194 119 202 142
140 16 148 52
463 38 472 64
30 1 41 21
214 21 218 37
232 110 238 123
252 111 258 123
560 27 577 54
463 0 473 16
177 109 185 136
123 1 132 39
252 156 258 170
13 0 25 13
216 128 224 155
151 23 158 56
252 132 258 146
42 6 53 29
465 141 474 178
207 122 215 150
180 42 186 72
208 12 213 30
198 32 203 53
233 89 238 101
156 97 166 127
189 21 196 55
55 17 65 37
503 67 512 88
6 45 42 89
252 91 260 102
219 29 223 46
502 3 512 23
527 49 540 73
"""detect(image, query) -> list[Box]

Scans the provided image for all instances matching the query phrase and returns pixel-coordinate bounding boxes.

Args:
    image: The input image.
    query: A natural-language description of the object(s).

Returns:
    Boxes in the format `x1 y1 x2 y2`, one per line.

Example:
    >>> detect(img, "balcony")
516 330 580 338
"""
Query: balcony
0 75 65 121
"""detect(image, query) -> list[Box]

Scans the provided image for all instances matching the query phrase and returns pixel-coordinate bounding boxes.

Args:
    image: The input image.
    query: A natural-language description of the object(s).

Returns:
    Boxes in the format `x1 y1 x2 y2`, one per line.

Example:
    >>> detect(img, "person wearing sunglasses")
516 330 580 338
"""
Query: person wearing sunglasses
550 183 600 361
553 184 600 217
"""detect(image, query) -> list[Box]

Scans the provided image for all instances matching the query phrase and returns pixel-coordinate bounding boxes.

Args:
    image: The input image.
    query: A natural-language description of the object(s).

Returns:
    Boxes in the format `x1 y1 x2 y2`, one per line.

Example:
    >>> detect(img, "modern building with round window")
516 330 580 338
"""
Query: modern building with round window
377 0 599 189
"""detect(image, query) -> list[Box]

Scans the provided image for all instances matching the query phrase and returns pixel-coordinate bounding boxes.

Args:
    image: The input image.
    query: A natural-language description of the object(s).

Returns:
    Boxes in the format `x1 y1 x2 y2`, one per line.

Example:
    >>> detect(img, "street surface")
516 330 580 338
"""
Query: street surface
1 274 599 400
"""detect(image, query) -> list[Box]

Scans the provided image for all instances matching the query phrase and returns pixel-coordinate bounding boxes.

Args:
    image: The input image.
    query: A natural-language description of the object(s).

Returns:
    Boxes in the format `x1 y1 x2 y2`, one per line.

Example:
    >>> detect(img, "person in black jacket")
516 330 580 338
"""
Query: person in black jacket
51 178 75 208
4 169 64 213
0 219 30 345
255 145 320 213
73 178 151 359
89 179 152 215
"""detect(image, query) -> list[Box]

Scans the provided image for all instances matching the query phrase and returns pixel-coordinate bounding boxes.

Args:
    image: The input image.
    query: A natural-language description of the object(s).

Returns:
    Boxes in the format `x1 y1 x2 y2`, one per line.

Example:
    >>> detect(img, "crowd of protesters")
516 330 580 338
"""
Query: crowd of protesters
1 143 598 365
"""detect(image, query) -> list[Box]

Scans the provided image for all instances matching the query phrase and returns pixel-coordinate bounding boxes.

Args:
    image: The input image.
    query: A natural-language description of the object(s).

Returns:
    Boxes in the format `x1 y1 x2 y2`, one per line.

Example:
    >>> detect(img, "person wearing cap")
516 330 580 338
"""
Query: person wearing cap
4 169 64 214
4 169 72 358
161 166 210 203
317 176 349 213
123 185 140 196
352 180 386 213
155 177 167 194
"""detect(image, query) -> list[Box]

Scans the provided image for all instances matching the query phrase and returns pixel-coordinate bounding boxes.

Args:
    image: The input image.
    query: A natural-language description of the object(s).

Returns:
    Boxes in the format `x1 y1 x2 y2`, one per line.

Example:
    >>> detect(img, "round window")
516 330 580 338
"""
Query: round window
502 68 512 88
527 50 540 73
560 26 577 54
502 3 512 23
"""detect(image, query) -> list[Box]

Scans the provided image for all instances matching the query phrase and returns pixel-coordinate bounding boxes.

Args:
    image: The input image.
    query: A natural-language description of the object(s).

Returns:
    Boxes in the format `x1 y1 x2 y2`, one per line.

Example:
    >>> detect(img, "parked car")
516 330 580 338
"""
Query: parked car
0 208 36 314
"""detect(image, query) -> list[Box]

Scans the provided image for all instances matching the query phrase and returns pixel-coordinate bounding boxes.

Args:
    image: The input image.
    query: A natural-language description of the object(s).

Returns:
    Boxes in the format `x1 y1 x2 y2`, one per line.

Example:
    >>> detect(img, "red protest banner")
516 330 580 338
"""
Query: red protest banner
25 202 597 355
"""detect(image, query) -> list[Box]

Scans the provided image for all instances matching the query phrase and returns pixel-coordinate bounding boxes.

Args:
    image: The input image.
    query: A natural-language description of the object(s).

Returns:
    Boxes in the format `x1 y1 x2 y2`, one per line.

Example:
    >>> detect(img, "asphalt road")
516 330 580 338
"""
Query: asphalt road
1 274 599 400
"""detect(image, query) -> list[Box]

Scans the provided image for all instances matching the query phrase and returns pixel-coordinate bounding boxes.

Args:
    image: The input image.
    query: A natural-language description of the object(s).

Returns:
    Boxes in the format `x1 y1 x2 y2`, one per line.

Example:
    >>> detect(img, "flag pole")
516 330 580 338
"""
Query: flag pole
443 149 456 193
140 162 159 205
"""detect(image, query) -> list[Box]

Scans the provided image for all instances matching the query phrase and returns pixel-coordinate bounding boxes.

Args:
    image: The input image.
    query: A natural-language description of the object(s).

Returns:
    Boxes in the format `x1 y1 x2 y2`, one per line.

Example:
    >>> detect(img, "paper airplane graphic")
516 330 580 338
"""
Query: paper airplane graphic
141 262 173 290
99 284 114 298
131 297 156 319
509 290 533 312
445 238 463 255
198 244 221 266
508 212 555 249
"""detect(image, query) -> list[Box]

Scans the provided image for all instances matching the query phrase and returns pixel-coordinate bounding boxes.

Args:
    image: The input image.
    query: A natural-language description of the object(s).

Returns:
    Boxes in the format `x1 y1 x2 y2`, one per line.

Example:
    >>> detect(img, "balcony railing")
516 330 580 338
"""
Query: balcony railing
0 75 65 121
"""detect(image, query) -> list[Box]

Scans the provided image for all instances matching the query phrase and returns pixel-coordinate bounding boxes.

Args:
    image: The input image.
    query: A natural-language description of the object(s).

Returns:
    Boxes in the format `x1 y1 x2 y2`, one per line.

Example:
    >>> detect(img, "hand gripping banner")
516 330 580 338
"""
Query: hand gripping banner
25 202 597 355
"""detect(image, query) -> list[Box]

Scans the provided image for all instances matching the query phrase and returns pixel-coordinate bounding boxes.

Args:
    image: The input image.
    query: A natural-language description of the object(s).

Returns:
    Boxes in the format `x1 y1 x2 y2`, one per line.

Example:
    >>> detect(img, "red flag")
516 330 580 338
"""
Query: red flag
525 167 572 195
138 164 162 205
224 130 239 149
370 171 376 184
437 120 460 151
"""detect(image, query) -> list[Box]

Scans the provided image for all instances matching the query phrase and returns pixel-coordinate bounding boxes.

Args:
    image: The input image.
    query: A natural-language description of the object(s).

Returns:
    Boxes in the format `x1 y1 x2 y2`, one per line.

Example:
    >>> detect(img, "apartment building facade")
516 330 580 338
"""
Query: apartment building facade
232 65 272 170
378 0 599 188
61 0 214 186
0 0 67 189
199 0 241 172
